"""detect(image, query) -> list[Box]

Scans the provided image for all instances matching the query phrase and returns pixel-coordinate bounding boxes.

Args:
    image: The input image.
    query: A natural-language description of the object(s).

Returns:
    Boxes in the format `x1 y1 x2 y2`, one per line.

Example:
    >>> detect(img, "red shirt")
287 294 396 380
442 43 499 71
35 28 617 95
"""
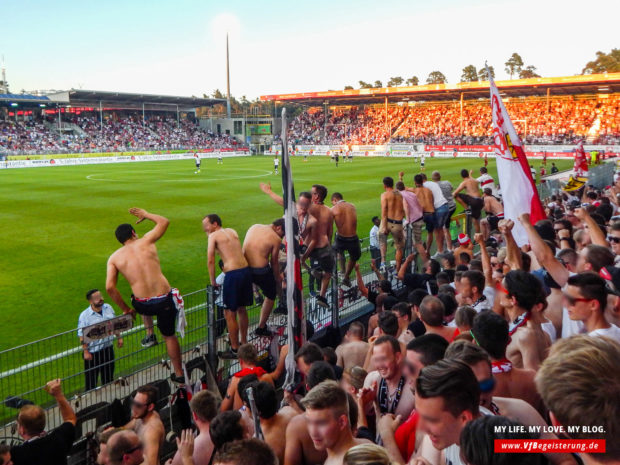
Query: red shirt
394 410 419 461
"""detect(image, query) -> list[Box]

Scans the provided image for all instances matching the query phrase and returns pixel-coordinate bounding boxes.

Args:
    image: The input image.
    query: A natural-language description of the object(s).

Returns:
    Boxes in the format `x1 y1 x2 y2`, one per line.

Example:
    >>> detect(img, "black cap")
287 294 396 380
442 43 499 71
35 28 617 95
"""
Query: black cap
600 266 620 296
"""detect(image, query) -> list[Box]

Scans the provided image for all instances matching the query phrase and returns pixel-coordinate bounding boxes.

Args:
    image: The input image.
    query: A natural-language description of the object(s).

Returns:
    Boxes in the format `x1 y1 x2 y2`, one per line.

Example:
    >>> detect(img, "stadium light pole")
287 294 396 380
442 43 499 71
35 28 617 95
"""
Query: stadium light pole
226 33 231 119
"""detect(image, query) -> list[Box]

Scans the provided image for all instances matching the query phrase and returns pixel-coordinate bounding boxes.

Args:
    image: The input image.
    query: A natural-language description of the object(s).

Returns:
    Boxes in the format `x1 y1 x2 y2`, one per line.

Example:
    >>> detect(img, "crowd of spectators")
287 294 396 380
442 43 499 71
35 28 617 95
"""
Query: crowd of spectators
288 95 620 146
0 112 242 155
4 161 620 465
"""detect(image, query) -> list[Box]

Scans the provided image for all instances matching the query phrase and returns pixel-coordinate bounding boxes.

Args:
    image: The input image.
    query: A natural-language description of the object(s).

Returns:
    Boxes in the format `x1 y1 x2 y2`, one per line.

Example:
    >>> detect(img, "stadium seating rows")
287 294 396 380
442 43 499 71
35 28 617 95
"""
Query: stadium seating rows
0 114 241 155
288 95 620 146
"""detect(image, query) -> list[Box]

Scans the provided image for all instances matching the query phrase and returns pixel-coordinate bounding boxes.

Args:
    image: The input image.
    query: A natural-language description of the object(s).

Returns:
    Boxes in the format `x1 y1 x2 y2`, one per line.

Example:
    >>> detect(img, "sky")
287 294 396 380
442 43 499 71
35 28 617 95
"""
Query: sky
1 0 617 100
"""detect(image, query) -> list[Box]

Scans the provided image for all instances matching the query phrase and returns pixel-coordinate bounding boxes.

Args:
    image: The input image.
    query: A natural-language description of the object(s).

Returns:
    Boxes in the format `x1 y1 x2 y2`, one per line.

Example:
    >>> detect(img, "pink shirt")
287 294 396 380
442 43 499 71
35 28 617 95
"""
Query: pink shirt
401 190 423 223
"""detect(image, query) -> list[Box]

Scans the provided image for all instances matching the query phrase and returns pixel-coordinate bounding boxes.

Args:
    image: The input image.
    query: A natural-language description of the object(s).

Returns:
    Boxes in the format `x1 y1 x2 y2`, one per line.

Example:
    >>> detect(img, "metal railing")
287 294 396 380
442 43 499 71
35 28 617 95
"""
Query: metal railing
0 217 468 462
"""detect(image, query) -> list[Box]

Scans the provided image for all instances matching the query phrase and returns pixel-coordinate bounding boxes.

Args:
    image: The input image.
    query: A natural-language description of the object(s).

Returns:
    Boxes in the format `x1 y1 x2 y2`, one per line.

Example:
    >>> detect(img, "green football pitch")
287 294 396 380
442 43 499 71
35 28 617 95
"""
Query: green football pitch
0 155 572 349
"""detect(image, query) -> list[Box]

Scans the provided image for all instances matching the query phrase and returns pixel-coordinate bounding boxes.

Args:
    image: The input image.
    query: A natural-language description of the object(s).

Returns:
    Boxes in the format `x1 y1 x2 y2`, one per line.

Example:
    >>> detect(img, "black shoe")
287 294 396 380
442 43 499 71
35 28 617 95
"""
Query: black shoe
170 374 186 385
141 334 158 347
218 348 239 360
341 277 352 287
316 296 329 308
254 326 274 337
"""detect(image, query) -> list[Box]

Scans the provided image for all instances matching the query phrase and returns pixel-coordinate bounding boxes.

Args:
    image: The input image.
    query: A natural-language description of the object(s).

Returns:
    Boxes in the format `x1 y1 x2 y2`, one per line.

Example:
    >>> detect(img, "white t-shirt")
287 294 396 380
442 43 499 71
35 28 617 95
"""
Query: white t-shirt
476 174 497 195
589 324 620 343
473 286 496 313
423 181 448 209
370 225 379 248
561 307 586 338
274 158 279 166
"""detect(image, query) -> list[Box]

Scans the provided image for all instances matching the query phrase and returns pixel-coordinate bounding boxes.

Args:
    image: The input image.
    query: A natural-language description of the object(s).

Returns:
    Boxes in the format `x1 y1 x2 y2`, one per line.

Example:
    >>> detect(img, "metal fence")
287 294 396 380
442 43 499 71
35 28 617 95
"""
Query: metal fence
0 216 469 463
537 161 616 200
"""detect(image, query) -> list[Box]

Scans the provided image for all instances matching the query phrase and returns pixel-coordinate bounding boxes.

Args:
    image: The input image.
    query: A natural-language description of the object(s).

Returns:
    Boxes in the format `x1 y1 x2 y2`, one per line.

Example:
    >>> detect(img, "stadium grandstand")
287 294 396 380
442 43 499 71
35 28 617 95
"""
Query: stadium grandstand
262 73 620 146
0 90 244 155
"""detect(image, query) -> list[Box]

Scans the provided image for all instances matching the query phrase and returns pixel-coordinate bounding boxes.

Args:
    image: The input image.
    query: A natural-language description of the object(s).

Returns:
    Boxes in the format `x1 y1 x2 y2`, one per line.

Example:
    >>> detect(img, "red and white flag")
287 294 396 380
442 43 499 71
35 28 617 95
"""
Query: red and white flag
488 68 546 246
573 140 589 178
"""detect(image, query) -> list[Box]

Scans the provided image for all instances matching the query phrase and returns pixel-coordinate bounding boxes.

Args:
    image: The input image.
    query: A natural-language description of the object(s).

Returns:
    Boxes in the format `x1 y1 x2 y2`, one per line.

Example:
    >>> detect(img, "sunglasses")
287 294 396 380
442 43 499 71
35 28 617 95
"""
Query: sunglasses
607 236 620 244
562 294 594 305
478 377 496 394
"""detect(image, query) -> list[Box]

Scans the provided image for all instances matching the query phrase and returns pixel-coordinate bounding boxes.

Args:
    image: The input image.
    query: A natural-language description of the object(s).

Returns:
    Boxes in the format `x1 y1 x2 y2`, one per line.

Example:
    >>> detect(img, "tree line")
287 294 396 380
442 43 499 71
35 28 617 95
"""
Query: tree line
343 48 619 88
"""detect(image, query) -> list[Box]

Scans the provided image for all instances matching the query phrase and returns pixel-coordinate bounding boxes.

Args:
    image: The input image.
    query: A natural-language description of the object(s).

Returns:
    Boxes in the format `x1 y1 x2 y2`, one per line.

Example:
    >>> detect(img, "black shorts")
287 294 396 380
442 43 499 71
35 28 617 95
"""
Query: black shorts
132 292 178 337
251 266 277 300
223 267 254 311
457 194 484 219
445 206 456 228
333 234 362 262
487 214 503 231
310 246 335 273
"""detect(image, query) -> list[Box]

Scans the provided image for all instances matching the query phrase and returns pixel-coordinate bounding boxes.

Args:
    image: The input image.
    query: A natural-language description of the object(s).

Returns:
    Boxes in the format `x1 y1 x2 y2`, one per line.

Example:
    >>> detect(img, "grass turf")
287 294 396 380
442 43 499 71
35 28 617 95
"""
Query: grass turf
0 155 573 350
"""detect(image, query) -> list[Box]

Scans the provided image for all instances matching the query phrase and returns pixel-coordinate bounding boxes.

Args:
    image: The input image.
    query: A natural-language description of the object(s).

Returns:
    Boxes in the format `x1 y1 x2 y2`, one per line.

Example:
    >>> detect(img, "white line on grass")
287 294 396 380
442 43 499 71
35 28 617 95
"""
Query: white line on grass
86 169 274 183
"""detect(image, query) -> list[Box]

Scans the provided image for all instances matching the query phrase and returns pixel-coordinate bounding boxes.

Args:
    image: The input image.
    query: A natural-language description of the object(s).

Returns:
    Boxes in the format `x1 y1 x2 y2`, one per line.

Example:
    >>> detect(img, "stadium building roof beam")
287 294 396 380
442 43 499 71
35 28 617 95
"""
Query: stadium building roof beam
260 73 620 106
46 89 226 111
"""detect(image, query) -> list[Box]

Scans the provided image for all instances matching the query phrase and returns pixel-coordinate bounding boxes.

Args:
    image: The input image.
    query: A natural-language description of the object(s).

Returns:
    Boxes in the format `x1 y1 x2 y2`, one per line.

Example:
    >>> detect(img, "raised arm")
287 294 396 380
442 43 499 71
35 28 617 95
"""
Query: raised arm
129 208 169 243
474 233 492 286
260 182 284 206
498 220 522 271
105 258 133 314
574 207 608 247
45 379 77 426
518 213 569 286
397 253 416 281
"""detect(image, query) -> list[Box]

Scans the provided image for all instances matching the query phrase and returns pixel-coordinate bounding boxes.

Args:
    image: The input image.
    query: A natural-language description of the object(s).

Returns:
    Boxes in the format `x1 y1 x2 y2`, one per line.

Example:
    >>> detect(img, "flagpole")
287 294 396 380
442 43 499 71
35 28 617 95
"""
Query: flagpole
281 108 306 394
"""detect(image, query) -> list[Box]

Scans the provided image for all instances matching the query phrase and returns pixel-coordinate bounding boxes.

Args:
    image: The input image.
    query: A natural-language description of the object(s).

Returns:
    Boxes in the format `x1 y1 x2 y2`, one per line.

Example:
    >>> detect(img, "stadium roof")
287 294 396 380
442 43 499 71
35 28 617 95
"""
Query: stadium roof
260 73 620 105
0 93 57 108
46 89 225 110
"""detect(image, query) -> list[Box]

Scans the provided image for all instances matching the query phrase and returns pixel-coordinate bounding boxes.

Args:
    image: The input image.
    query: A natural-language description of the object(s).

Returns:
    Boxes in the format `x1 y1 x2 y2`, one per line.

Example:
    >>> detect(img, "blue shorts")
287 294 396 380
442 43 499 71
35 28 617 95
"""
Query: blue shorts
223 267 253 310
434 204 450 230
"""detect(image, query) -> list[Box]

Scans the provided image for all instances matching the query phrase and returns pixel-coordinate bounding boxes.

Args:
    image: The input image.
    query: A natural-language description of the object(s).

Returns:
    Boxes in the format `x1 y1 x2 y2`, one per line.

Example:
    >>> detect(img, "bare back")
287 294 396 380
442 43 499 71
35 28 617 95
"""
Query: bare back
493 369 545 415
411 186 434 212
381 190 405 221
108 240 170 299
211 228 248 272
309 204 334 248
243 224 281 268
263 410 297 465
484 195 504 215
336 340 369 371
332 201 358 237
461 177 481 197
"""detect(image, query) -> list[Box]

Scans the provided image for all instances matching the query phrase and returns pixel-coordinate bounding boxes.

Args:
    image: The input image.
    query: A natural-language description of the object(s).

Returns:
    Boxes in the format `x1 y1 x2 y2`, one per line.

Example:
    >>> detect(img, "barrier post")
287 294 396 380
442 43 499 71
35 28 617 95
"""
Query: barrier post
331 258 340 329
206 286 218 374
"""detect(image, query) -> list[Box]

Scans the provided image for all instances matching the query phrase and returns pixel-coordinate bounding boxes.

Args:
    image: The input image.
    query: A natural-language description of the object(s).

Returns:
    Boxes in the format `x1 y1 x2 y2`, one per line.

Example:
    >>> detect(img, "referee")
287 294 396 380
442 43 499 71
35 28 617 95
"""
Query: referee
77 289 123 391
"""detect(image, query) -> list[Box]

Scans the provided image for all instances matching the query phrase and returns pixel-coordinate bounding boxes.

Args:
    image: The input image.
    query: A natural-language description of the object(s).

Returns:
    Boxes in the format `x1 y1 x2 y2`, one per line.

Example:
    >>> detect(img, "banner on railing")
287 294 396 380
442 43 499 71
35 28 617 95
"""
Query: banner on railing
1 151 250 169
269 144 619 159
